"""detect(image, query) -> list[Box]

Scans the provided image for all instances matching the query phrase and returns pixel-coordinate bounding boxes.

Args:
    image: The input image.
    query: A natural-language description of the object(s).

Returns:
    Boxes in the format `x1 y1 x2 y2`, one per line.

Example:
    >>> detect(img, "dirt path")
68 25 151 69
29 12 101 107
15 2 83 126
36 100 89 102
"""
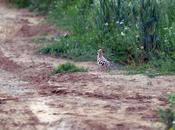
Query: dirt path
0 4 175 130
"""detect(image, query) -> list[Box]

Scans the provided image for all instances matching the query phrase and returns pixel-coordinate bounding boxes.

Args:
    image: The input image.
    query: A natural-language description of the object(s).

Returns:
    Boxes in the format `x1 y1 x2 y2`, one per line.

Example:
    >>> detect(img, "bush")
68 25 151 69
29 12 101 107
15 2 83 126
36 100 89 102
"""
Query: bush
51 62 87 74
159 93 175 130
151 58 175 73
9 0 175 74
8 0 30 8
159 108 175 130
39 33 98 61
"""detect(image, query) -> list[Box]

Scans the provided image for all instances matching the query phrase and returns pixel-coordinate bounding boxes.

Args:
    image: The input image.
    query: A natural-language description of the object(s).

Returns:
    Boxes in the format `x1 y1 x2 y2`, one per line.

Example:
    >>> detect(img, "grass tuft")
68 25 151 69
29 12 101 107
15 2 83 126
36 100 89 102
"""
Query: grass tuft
168 93 175 104
51 62 87 74
123 58 175 77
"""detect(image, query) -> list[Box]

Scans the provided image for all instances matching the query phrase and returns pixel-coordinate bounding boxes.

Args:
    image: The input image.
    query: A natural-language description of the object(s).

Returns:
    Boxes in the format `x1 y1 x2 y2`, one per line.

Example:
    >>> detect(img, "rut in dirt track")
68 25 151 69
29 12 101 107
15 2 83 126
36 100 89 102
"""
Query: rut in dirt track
0 3 175 130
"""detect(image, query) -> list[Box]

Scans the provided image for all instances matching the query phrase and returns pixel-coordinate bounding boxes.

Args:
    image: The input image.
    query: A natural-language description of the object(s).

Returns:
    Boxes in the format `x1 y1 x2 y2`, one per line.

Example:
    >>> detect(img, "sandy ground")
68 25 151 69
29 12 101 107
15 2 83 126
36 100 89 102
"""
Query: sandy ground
0 3 175 130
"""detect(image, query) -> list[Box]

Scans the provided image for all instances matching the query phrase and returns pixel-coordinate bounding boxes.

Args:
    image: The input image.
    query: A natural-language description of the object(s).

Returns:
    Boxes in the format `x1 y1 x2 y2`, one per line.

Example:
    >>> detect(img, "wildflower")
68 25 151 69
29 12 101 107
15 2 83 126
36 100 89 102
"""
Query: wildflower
116 21 119 24
120 20 124 25
164 39 168 42
163 27 168 30
121 32 125 36
124 26 129 30
105 23 109 26
136 34 139 38
120 21 124 25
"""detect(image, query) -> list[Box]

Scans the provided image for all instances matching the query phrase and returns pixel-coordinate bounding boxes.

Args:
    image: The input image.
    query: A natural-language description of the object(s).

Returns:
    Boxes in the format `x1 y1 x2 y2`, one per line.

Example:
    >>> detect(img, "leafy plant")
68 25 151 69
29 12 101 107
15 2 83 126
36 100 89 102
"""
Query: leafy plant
168 93 175 104
159 108 175 130
159 93 175 130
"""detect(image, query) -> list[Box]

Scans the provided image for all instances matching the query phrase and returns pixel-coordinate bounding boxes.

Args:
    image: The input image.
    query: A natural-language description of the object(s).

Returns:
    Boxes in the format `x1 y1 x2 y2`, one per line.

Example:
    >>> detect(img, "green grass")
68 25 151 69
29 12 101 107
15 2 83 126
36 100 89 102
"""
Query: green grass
159 93 175 130
159 108 175 130
10 0 175 76
124 65 163 77
51 62 87 74
35 33 175 76
123 58 175 77
39 33 98 61
8 0 30 8
168 93 175 104
32 36 55 45
38 0 175 76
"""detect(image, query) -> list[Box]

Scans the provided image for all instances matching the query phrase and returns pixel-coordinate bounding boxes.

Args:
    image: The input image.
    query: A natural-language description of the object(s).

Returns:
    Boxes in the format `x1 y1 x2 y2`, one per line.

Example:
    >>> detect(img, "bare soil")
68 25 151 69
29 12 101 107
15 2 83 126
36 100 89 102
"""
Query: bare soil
0 4 175 130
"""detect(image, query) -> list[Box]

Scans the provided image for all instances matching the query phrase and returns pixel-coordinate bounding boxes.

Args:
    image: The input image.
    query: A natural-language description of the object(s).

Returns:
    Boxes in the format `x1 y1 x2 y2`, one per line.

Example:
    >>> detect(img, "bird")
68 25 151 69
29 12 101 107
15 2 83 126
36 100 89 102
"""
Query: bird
97 48 110 71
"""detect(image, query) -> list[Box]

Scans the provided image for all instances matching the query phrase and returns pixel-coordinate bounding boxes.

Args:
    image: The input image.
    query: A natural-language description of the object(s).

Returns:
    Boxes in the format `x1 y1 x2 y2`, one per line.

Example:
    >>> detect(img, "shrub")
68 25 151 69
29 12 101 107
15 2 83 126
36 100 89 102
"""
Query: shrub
159 108 175 130
40 33 98 61
9 0 175 74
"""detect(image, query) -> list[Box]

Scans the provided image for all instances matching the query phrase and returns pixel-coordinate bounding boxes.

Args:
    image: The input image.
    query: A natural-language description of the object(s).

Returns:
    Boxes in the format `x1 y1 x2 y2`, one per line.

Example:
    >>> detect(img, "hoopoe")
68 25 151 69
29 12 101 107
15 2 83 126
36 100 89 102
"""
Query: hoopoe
97 49 110 71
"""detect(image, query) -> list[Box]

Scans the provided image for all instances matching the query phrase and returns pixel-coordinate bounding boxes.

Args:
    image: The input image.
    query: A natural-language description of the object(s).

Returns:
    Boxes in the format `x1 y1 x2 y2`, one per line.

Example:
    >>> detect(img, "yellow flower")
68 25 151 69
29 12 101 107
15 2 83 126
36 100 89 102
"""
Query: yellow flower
169 128 173 130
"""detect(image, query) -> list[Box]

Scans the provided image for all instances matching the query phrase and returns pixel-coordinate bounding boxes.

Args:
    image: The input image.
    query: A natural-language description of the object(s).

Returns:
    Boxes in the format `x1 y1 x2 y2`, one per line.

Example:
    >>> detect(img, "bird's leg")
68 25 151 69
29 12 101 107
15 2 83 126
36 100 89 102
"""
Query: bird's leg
101 66 104 71
97 65 102 71
102 65 106 71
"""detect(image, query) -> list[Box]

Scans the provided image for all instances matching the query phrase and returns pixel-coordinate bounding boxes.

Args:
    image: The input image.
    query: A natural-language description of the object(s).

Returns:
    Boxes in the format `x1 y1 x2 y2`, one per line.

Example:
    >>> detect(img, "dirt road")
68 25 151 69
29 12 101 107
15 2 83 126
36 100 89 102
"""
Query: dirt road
0 4 175 130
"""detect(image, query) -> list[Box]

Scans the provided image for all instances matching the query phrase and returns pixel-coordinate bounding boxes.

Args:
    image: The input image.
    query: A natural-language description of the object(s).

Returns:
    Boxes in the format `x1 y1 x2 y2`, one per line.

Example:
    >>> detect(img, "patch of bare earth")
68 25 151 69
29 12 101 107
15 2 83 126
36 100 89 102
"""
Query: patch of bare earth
0 3 174 130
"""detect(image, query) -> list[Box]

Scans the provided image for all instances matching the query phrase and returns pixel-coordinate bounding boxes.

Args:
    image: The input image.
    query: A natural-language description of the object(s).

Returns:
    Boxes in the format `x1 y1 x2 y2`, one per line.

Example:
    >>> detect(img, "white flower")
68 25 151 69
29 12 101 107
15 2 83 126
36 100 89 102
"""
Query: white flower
164 39 168 42
63 32 69 37
121 32 125 36
120 21 124 25
124 27 129 30
105 23 109 26
163 27 168 30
